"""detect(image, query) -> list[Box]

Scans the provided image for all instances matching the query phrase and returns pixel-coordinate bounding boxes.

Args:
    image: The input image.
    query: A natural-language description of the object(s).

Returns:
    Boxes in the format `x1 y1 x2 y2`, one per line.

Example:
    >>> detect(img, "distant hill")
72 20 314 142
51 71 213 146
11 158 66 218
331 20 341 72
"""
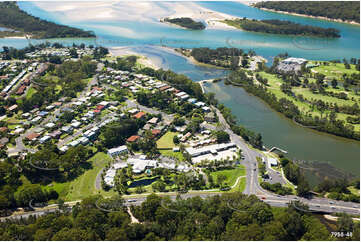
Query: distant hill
0 1 95 38
253 1 360 23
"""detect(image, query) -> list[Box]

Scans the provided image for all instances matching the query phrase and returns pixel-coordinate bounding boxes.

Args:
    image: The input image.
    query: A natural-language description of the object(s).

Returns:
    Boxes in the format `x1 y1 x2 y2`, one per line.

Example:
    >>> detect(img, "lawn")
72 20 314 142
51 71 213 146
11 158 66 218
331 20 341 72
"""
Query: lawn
258 71 360 131
65 152 112 201
230 177 246 192
156 131 178 148
348 186 360 196
160 150 185 161
309 61 359 80
25 86 37 99
41 152 112 201
210 165 246 188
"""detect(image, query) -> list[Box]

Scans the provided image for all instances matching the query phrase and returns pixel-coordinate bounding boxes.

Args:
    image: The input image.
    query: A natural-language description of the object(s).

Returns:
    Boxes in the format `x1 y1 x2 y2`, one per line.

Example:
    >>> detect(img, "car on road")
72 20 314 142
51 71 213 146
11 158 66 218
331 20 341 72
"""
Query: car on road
331 206 335 209
315 205 320 207
329 201 334 204
127 199 137 203
261 197 266 200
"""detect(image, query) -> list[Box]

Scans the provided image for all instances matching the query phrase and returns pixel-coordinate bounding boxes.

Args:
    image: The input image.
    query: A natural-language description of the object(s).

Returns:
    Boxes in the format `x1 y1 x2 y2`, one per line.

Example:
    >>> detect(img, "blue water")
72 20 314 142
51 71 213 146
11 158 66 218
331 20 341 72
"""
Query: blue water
1 1 359 176
1 1 358 62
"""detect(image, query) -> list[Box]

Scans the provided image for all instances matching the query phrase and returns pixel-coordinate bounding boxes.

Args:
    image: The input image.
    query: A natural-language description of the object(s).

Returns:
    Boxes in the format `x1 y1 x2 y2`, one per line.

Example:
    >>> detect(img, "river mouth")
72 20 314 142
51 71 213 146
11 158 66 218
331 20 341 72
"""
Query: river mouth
2 1 359 180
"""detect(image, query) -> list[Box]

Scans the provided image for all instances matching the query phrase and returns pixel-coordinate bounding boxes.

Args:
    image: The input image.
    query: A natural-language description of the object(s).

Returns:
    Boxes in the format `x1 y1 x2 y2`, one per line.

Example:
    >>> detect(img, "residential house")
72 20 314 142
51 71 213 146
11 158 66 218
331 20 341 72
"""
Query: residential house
147 117 158 125
108 145 128 157
39 135 51 144
26 132 40 141
133 111 146 119
127 135 140 143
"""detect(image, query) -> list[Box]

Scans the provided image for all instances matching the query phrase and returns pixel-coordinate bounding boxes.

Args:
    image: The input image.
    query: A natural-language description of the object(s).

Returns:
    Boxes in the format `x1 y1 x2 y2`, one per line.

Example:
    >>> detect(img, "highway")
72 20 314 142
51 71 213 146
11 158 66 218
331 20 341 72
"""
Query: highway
1 97 359 222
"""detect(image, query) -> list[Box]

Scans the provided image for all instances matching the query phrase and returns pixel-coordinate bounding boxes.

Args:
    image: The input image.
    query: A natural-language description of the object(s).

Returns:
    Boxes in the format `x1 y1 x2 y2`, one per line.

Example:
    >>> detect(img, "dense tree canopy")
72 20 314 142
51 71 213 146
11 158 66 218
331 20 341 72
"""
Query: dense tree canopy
0 2 95 38
224 18 340 38
164 17 205 30
254 1 360 23
1 193 355 240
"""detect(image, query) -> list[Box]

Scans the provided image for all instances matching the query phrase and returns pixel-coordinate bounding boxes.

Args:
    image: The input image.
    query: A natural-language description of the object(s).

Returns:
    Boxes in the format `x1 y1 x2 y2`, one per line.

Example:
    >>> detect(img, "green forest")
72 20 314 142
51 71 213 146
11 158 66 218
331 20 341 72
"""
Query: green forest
253 1 360 23
0 2 95 38
1 193 359 240
163 17 205 30
223 18 340 38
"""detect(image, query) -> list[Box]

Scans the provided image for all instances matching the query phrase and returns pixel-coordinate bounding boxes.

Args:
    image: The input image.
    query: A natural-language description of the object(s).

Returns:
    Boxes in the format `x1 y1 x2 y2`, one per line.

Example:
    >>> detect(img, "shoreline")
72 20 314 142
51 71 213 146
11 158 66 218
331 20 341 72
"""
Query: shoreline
108 46 160 70
254 6 360 26
160 5 238 31
223 78 360 142
160 46 229 70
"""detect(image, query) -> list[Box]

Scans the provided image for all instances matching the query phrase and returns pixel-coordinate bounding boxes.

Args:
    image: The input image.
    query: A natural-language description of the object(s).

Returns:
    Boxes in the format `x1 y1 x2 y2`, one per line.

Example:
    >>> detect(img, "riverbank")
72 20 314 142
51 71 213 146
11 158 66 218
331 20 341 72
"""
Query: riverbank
160 46 229 70
108 46 160 70
252 6 360 26
225 75 359 141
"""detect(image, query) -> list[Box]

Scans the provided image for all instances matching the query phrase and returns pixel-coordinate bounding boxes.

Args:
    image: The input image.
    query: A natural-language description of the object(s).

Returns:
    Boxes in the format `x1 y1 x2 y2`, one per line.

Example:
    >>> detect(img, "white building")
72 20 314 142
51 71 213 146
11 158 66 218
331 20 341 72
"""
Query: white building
108 145 128 157
39 135 51 144
185 143 238 164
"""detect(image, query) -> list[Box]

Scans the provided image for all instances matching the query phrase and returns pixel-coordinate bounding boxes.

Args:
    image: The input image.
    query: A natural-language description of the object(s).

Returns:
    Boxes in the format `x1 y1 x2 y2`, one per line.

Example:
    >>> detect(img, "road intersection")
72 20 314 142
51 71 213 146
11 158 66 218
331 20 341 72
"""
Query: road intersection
2 95 359 222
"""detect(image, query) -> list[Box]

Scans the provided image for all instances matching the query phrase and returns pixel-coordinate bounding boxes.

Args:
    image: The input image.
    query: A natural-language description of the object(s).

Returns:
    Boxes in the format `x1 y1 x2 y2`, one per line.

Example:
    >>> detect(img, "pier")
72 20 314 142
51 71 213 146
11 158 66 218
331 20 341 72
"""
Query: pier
268 146 288 154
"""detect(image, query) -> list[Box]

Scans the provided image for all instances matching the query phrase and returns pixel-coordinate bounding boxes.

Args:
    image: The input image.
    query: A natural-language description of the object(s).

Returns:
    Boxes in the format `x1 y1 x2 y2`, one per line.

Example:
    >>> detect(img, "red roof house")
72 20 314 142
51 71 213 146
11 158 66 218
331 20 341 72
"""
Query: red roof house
127 135 140 142
133 111 146 119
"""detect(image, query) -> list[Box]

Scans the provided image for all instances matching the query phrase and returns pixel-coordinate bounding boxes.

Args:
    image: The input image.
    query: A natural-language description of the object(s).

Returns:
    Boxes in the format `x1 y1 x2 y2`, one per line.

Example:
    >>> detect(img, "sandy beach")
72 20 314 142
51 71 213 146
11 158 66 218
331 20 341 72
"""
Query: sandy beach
108 47 160 70
256 7 360 25
161 2 238 30
239 0 360 25
2 36 27 39
31 1 239 31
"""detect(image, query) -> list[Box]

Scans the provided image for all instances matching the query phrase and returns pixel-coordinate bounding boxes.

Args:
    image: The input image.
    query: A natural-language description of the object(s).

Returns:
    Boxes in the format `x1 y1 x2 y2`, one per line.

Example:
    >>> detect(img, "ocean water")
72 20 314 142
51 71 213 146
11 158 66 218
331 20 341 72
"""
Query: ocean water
0 1 359 176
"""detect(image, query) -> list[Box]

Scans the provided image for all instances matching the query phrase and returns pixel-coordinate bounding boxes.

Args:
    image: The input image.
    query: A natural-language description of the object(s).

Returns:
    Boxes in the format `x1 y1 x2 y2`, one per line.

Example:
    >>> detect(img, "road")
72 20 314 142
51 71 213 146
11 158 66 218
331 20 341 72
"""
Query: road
2 96 359 222
125 99 174 122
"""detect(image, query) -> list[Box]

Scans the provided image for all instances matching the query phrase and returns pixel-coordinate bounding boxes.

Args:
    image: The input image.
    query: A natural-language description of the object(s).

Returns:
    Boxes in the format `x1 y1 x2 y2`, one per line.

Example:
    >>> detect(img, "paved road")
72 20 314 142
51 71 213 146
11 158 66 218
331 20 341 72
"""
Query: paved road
2 98 359 222
2 190 359 222
125 99 174 122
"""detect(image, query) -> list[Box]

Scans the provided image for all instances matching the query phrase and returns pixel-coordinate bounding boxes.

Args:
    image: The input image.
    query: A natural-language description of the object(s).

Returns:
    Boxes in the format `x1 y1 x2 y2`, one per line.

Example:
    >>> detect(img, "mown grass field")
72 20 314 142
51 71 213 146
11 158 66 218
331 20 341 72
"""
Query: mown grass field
309 61 359 80
210 165 246 188
258 71 360 132
160 150 185 161
64 152 111 201
229 177 246 192
156 131 178 148
35 152 112 201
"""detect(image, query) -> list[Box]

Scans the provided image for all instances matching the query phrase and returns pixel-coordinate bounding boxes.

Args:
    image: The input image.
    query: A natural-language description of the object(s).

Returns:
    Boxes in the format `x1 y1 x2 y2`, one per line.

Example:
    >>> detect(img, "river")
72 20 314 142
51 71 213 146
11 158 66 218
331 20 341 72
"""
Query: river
0 1 359 177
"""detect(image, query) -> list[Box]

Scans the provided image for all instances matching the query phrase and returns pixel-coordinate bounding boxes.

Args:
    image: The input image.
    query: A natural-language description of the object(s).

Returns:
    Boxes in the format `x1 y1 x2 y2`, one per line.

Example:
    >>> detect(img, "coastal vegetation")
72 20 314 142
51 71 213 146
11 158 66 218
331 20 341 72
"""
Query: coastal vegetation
197 48 360 140
253 1 360 23
0 144 93 215
1 43 359 240
1 193 359 240
0 2 95 38
226 68 359 140
222 18 340 38
162 17 205 30
260 182 293 195
315 178 360 203
177 47 244 70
